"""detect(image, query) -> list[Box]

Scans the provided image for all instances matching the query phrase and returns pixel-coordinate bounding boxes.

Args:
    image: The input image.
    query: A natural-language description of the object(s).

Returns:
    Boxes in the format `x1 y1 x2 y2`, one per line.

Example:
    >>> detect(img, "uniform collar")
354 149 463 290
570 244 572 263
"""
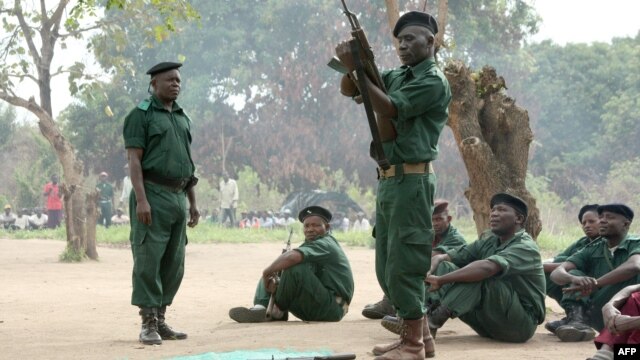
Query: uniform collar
495 228 526 249
150 95 182 112
400 57 435 75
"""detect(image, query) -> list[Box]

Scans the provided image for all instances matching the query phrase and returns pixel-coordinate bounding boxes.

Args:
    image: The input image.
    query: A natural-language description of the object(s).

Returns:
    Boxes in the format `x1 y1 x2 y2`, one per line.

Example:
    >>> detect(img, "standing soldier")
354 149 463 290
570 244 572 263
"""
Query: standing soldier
336 11 451 359
96 172 114 228
123 61 200 345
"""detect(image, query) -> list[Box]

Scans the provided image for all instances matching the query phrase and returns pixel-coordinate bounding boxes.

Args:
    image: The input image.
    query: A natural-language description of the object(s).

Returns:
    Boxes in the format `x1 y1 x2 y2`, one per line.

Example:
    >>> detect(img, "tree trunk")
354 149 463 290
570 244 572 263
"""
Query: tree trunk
444 61 542 238
85 191 99 260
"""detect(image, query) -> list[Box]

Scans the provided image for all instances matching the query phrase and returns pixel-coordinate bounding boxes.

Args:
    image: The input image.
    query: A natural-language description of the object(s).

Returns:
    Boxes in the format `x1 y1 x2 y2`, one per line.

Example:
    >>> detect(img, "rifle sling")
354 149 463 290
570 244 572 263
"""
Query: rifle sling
350 41 390 170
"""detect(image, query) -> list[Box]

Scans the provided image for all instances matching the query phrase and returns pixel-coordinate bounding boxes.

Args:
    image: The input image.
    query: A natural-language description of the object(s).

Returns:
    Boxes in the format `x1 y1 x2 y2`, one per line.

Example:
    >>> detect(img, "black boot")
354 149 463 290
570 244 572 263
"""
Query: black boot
157 305 187 340
544 316 568 334
426 304 452 340
555 305 596 342
139 307 162 345
362 295 396 319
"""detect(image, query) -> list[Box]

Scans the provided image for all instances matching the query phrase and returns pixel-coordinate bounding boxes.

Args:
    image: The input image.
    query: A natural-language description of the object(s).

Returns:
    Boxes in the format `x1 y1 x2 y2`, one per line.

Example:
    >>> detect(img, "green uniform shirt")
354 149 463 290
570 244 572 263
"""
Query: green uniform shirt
96 182 113 202
295 234 354 304
381 57 452 164
446 229 546 324
552 236 600 263
566 235 640 278
433 224 466 253
123 95 195 179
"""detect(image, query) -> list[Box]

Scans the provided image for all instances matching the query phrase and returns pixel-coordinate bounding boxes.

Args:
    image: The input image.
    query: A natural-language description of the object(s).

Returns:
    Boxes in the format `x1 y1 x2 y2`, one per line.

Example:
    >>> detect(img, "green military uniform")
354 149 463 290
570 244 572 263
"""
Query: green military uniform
123 94 195 308
431 229 546 343
426 224 466 304
433 224 466 254
545 236 599 305
375 57 451 320
253 234 354 321
562 235 640 329
96 181 114 227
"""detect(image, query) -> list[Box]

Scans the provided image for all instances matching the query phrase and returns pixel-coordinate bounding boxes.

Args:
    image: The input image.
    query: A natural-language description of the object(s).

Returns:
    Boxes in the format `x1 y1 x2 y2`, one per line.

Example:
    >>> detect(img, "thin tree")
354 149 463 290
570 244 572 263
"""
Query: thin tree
0 0 198 259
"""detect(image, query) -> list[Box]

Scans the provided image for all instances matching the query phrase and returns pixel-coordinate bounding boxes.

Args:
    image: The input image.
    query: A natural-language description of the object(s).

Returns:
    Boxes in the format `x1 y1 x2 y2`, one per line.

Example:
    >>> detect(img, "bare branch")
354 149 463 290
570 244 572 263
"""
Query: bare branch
8 72 38 83
0 91 50 122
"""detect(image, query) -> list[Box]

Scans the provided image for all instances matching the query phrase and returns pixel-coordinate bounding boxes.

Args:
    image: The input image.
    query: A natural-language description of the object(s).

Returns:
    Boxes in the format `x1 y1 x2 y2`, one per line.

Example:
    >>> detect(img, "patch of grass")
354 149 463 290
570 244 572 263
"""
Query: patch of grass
59 245 87 262
0 218 588 256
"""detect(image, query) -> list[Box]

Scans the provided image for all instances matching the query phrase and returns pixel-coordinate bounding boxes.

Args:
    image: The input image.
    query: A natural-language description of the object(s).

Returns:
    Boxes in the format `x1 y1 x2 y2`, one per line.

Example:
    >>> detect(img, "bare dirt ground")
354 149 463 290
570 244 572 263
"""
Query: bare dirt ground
0 238 594 360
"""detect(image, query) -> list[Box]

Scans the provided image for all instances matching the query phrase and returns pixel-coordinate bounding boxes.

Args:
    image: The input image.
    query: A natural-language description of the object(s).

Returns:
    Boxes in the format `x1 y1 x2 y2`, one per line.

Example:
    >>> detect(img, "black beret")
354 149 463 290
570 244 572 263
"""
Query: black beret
597 204 634 221
490 193 528 219
146 62 182 76
578 204 599 222
433 199 449 215
298 206 332 223
393 11 439 37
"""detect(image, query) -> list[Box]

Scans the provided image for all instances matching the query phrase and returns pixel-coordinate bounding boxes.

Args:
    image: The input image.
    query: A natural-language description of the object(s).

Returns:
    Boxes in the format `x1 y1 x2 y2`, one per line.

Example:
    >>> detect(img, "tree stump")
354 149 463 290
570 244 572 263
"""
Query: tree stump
444 60 542 238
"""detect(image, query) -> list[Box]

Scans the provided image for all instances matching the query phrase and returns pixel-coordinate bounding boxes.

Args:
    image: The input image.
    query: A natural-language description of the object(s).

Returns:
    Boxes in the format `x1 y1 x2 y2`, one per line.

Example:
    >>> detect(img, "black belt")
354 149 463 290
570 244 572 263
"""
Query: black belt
143 171 190 192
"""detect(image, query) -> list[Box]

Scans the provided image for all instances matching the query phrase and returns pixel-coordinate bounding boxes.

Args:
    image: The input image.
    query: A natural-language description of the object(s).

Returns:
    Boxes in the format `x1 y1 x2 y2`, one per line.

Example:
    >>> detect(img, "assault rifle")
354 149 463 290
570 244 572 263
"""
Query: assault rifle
255 353 356 360
265 227 294 320
328 0 390 170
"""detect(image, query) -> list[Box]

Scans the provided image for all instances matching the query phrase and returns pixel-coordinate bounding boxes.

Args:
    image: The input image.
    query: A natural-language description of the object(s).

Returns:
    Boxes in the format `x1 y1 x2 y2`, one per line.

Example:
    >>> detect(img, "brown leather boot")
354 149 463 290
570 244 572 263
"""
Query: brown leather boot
423 315 435 358
373 318 425 360
373 315 434 358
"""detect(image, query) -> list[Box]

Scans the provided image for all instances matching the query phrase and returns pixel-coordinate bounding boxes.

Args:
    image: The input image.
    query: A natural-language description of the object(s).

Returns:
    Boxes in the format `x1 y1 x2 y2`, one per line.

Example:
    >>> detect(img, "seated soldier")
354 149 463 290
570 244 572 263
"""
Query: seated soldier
228 206 354 323
544 204 601 334
588 284 640 360
28 207 48 229
375 200 468 335
424 193 546 343
550 204 640 342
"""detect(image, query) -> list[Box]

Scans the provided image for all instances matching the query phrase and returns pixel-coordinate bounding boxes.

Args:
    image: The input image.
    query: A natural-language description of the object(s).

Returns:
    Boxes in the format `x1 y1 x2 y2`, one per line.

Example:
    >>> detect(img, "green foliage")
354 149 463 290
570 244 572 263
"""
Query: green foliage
0 103 15 149
12 132 61 208
59 245 87 262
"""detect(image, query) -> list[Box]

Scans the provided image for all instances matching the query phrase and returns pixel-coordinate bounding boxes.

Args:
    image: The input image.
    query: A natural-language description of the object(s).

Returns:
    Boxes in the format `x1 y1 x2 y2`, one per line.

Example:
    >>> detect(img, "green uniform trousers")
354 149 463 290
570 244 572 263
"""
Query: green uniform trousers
545 272 564 306
130 182 187 307
431 261 538 343
375 172 435 320
98 201 112 227
254 263 345 322
560 269 640 330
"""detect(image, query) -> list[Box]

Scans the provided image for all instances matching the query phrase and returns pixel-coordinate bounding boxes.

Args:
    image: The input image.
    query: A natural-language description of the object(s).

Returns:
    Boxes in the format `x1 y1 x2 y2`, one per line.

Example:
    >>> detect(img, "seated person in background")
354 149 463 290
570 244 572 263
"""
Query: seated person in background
363 199 467 322
544 204 601 334
29 207 48 230
239 211 250 228
229 206 353 323
275 209 296 228
0 204 16 229
587 284 640 360
351 212 371 232
261 210 277 229
209 208 219 224
425 193 546 343
550 204 640 342
13 208 32 230
111 208 131 226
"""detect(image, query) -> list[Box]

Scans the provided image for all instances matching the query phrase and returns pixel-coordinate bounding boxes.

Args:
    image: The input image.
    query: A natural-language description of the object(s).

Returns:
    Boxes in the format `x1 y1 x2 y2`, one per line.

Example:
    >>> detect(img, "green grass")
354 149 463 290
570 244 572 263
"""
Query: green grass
0 219 588 256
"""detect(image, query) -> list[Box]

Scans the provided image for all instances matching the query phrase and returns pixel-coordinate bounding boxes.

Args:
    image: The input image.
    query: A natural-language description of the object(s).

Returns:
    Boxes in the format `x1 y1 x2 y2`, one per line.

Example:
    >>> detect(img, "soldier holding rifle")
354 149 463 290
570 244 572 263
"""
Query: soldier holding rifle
229 206 354 323
335 10 451 360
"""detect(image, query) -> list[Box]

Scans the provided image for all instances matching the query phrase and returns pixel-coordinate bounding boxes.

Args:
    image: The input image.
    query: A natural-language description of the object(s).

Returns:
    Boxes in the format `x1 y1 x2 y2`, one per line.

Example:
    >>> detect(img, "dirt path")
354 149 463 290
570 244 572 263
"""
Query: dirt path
0 238 593 359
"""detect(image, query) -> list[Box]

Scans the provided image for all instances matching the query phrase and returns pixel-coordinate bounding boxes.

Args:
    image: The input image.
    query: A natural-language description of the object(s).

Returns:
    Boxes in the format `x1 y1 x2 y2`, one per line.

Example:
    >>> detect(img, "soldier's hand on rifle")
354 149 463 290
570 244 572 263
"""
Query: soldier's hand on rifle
335 40 355 72
263 273 279 293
